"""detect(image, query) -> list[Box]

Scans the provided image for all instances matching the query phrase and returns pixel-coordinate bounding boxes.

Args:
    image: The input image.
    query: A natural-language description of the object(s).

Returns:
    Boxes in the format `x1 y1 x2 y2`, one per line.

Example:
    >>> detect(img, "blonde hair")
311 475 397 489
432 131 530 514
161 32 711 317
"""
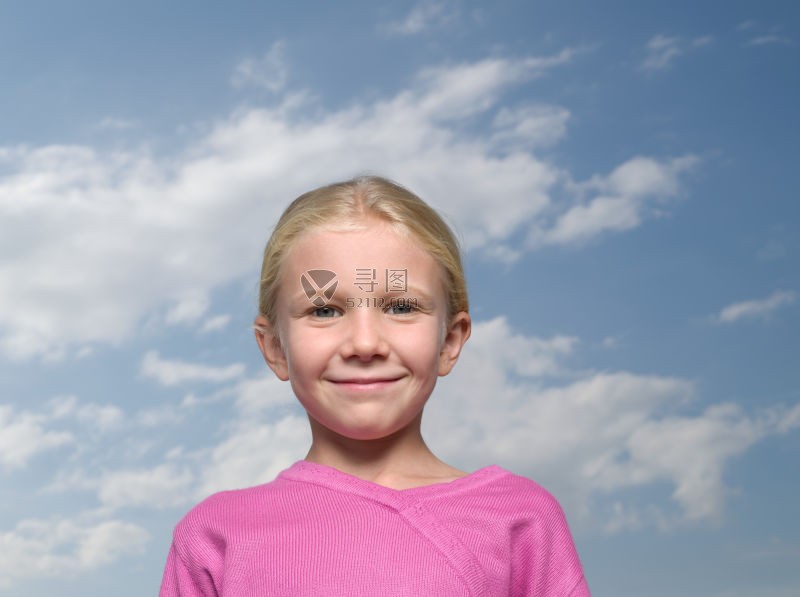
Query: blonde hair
258 176 468 327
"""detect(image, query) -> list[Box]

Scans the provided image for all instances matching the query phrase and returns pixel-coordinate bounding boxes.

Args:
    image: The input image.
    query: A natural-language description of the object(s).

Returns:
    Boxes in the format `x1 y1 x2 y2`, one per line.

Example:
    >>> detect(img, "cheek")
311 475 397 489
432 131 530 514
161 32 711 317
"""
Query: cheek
403 325 446 366
284 330 333 375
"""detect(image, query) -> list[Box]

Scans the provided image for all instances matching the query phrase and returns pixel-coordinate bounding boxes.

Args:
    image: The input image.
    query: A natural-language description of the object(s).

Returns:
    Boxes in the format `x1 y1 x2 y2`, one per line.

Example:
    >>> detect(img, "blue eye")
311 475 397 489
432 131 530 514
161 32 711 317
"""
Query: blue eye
387 299 417 315
312 306 341 318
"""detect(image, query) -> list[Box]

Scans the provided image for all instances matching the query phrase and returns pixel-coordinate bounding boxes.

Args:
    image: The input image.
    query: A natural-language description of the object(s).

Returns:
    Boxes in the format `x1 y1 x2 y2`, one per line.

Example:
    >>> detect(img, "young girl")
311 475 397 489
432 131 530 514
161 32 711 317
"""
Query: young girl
160 176 590 596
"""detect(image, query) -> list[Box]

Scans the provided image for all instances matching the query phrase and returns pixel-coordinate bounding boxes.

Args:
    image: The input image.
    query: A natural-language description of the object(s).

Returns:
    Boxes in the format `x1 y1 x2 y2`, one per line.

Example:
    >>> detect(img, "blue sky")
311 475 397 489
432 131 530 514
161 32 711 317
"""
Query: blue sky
1 1 798 595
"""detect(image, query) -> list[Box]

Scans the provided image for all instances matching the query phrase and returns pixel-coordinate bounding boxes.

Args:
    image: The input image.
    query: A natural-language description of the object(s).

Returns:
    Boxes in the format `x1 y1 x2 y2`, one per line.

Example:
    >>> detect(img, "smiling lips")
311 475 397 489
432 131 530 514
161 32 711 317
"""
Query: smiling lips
328 376 404 390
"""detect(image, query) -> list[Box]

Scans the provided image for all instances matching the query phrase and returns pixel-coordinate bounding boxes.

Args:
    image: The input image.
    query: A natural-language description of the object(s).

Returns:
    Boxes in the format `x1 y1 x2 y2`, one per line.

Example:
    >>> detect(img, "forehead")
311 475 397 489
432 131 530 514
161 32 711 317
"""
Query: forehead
286 223 423 268
278 223 446 295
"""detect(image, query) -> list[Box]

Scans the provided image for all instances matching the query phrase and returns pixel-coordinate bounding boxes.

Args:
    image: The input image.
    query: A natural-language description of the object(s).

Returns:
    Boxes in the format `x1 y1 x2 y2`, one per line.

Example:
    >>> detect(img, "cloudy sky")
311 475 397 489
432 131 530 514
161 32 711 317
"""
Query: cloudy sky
1 1 798 595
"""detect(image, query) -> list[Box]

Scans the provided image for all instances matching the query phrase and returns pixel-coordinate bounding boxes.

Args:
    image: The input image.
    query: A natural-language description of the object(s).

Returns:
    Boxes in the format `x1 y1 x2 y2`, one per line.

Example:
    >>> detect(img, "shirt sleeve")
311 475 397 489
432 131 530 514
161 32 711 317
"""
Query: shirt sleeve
159 541 216 597
510 488 590 596
568 575 591 597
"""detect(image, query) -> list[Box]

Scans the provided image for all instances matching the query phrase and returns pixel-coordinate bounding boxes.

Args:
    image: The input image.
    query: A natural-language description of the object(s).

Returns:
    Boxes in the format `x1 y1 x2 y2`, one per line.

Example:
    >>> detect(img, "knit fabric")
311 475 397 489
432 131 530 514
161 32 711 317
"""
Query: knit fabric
160 461 589 596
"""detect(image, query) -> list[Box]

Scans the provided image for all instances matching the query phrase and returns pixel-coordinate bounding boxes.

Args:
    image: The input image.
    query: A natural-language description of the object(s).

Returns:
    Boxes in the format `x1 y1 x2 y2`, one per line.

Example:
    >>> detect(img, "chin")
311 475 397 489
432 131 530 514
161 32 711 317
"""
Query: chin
338 426 400 442
326 419 413 442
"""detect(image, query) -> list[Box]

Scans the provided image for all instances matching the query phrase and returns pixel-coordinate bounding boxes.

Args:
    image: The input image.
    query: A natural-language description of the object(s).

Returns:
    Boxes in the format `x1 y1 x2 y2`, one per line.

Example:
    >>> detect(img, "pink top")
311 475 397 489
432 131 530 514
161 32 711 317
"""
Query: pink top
160 461 590 596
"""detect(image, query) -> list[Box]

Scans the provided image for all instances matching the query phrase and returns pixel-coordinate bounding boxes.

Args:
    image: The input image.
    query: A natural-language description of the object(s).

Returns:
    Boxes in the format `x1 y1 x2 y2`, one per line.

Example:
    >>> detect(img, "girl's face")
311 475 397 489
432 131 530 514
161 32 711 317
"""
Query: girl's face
256 221 470 442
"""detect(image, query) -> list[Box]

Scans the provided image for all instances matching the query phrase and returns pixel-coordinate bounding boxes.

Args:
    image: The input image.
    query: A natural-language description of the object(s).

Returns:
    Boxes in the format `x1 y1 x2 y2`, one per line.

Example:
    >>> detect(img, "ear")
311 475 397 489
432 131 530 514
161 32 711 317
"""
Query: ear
254 315 289 381
438 311 471 376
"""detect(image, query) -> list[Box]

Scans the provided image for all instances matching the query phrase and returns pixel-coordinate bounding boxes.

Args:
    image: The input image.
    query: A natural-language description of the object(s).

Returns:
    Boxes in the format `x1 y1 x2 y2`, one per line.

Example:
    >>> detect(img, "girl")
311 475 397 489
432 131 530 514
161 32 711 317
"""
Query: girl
160 176 590 596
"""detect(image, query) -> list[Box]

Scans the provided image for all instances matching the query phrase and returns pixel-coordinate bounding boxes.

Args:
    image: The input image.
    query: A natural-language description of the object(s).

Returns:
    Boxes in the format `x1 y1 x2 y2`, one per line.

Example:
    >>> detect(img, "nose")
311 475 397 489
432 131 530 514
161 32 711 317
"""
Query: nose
340 308 389 361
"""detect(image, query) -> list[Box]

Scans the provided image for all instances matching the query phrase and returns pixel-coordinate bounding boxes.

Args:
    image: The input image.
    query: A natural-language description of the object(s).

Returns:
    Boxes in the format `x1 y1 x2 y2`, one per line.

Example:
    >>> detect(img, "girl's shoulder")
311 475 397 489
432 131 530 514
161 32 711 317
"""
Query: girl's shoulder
420 465 570 528
430 465 560 503
421 466 587 593
173 471 294 538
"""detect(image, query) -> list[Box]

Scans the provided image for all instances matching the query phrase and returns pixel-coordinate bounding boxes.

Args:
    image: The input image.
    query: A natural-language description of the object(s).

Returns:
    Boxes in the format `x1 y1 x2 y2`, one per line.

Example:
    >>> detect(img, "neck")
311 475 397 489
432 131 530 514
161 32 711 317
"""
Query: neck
304 414 465 489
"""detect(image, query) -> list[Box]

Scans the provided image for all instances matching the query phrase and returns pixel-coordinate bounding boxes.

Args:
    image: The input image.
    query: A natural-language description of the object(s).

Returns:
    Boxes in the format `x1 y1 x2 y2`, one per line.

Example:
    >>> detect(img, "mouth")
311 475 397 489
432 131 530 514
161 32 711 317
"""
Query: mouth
328 377 403 391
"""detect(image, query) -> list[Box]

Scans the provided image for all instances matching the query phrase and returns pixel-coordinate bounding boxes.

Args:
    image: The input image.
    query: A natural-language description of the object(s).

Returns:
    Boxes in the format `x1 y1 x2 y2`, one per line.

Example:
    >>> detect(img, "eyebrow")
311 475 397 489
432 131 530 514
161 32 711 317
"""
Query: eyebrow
399 285 435 302
285 286 433 300
282 274 442 300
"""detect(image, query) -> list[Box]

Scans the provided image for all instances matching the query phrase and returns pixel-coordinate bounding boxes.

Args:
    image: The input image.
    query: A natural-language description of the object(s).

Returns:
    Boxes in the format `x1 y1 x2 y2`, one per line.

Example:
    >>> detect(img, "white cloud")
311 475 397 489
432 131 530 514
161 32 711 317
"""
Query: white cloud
606 155 693 197
136 406 184 427
96 464 195 510
165 295 210 325
746 35 793 47
641 34 712 72
601 335 619 349
0 515 148 587
199 314 232 333
491 104 571 149
532 155 697 247
716 290 796 323
537 195 641 245
384 0 458 36
642 34 683 71
232 373 297 414
140 351 246 386
736 21 793 48
46 375 300 512
231 40 288 93
0 405 73 470
196 413 309 498
0 395 131 471
75 519 148 566
190 373 306 496
0 50 693 360
447 316 578 378
48 395 124 431
424 317 800 530
412 50 575 121
47 457 196 511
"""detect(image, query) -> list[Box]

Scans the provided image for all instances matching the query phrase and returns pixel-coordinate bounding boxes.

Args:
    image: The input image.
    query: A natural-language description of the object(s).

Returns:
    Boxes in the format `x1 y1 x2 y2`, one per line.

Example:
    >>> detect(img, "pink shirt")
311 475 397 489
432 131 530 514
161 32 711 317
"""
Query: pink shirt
161 461 590 596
